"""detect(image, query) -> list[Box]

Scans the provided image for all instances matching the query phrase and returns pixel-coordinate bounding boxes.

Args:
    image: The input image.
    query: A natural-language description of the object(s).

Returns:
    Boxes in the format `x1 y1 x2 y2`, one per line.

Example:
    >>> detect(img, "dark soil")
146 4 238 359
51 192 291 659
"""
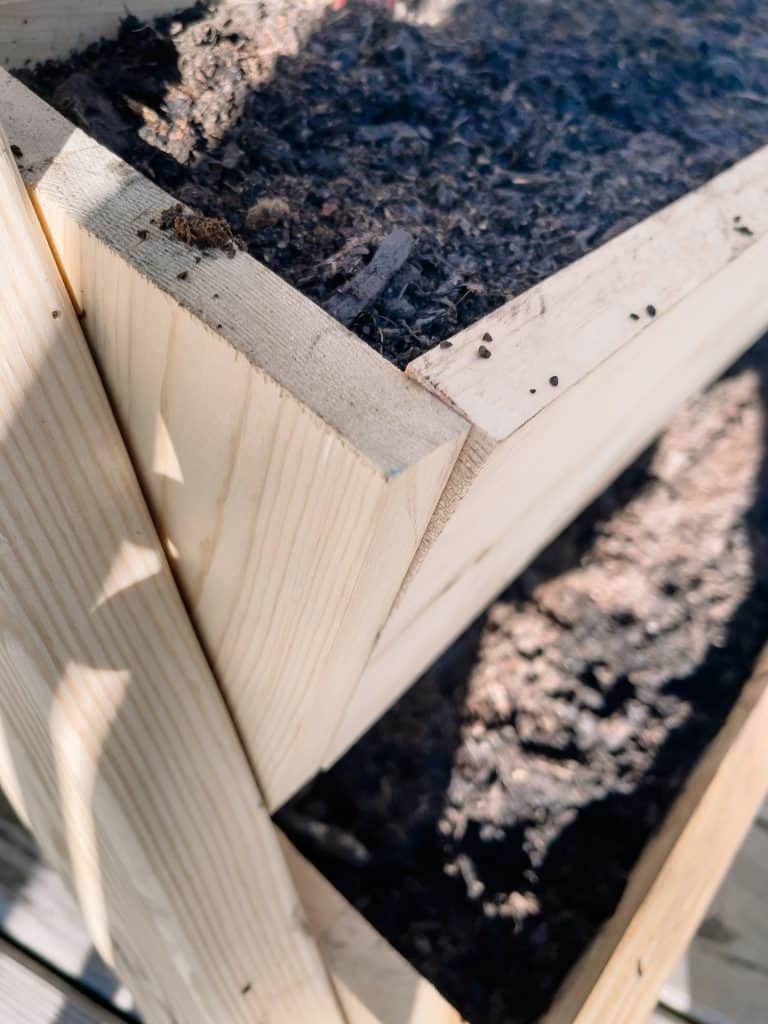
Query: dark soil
20 0 768 366
279 334 768 1024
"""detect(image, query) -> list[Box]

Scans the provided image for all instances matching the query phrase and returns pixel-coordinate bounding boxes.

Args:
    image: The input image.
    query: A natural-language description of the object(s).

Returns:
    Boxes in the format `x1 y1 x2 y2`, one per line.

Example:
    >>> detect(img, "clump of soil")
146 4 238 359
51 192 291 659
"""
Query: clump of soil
158 202 239 255
20 0 768 366
279 334 768 1023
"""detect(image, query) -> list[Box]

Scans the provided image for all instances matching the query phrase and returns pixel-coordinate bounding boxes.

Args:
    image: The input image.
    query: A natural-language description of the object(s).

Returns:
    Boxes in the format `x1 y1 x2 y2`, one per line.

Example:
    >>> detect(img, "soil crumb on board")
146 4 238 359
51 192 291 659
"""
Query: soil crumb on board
20 0 768 366
159 203 239 256
280 334 768 1023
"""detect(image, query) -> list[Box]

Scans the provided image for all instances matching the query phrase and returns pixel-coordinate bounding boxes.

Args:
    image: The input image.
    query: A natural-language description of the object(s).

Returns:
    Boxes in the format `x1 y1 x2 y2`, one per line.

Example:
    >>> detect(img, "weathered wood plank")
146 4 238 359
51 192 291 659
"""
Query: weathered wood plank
0 1 186 68
0 125 344 1023
0 797 132 1013
541 646 768 1024
660 799 768 1024
0 938 118 1024
328 147 768 768
0 68 468 810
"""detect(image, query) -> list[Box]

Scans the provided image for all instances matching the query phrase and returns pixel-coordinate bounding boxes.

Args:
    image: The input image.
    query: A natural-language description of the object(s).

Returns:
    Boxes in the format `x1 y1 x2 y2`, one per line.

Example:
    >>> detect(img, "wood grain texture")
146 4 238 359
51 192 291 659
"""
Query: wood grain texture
411 146 768 441
542 647 768 1024
0 799 132 1012
0 940 112 1024
0 125 344 1024
0 69 467 809
327 148 768 768
281 835 464 1024
0 1 186 68
660 799 768 1024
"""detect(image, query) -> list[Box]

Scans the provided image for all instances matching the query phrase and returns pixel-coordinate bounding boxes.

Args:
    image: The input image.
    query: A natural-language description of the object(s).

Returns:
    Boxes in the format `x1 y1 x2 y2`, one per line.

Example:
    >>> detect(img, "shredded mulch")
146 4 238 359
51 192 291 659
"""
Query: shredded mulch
280 334 768 1023
20 0 768 366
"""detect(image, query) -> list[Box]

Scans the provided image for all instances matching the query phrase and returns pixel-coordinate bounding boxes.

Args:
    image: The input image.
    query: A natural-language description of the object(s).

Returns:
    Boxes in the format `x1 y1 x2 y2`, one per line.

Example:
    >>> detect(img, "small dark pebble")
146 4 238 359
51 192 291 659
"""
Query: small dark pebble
240 983 252 996
439 340 453 349
216 323 223 329
177 270 188 280
213 292 220 298
51 310 60 319
478 344 492 359
629 313 640 321
482 331 493 343
136 228 148 241
734 214 742 223
646 304 657 317
529 387 537 394
549 375 559 387
10 144 23 159
735 224 754 236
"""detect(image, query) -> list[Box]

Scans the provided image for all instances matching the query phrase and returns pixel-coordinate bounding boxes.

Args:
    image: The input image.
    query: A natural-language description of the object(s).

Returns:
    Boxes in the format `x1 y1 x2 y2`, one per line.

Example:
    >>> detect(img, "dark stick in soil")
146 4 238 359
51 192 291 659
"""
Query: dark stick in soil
326 228 415 326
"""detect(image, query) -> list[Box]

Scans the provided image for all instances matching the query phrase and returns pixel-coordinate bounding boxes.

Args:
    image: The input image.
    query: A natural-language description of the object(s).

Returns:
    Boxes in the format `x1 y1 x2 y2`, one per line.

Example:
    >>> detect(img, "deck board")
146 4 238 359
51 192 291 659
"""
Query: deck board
0 796 132 1014
660 800 768 1024
0 948 104 1024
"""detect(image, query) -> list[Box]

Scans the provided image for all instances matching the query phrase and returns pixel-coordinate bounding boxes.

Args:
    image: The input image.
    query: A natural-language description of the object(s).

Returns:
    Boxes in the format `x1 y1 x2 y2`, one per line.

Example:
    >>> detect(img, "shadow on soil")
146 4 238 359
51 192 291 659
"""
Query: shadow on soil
281 339 768 1023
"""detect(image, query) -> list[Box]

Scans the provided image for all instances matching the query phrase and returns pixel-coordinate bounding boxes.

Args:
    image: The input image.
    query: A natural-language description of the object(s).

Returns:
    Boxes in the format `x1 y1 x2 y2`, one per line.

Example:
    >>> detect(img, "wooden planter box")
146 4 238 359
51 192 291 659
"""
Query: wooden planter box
2 5 768 1024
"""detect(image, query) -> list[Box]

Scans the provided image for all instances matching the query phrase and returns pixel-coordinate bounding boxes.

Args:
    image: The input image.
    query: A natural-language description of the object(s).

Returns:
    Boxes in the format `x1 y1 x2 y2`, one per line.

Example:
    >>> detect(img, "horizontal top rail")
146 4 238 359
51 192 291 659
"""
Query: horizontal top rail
409 146 768 441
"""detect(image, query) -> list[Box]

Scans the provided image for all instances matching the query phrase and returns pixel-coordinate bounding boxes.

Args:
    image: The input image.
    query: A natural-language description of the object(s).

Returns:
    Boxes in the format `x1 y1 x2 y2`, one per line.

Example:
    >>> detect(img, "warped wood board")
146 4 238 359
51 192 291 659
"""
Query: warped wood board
540 645 768 1024
660 799 768 1024
281 835 464 1024
0 127 344 1023
0 68 468 810
0 1 186 69
326 146 768 768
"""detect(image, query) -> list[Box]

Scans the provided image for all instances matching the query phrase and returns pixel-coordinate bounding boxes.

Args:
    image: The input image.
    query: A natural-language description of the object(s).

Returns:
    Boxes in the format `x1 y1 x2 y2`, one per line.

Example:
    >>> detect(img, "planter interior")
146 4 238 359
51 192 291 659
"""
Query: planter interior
2 2 768 1022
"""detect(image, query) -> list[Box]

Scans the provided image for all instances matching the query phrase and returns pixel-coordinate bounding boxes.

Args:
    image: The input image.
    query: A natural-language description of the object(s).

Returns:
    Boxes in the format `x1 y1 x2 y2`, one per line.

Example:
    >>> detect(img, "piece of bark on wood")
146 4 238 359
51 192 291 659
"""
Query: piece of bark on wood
326 228 414 325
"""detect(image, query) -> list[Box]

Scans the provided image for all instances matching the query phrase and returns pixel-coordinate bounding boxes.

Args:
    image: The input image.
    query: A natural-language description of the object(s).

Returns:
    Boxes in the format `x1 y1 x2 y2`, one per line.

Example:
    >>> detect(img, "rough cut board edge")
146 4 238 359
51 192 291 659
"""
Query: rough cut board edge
0 2 187 69
0 126 343 1023
326 229 768 770
292 647 768 1024
0 71 465 477
0 68 468 810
